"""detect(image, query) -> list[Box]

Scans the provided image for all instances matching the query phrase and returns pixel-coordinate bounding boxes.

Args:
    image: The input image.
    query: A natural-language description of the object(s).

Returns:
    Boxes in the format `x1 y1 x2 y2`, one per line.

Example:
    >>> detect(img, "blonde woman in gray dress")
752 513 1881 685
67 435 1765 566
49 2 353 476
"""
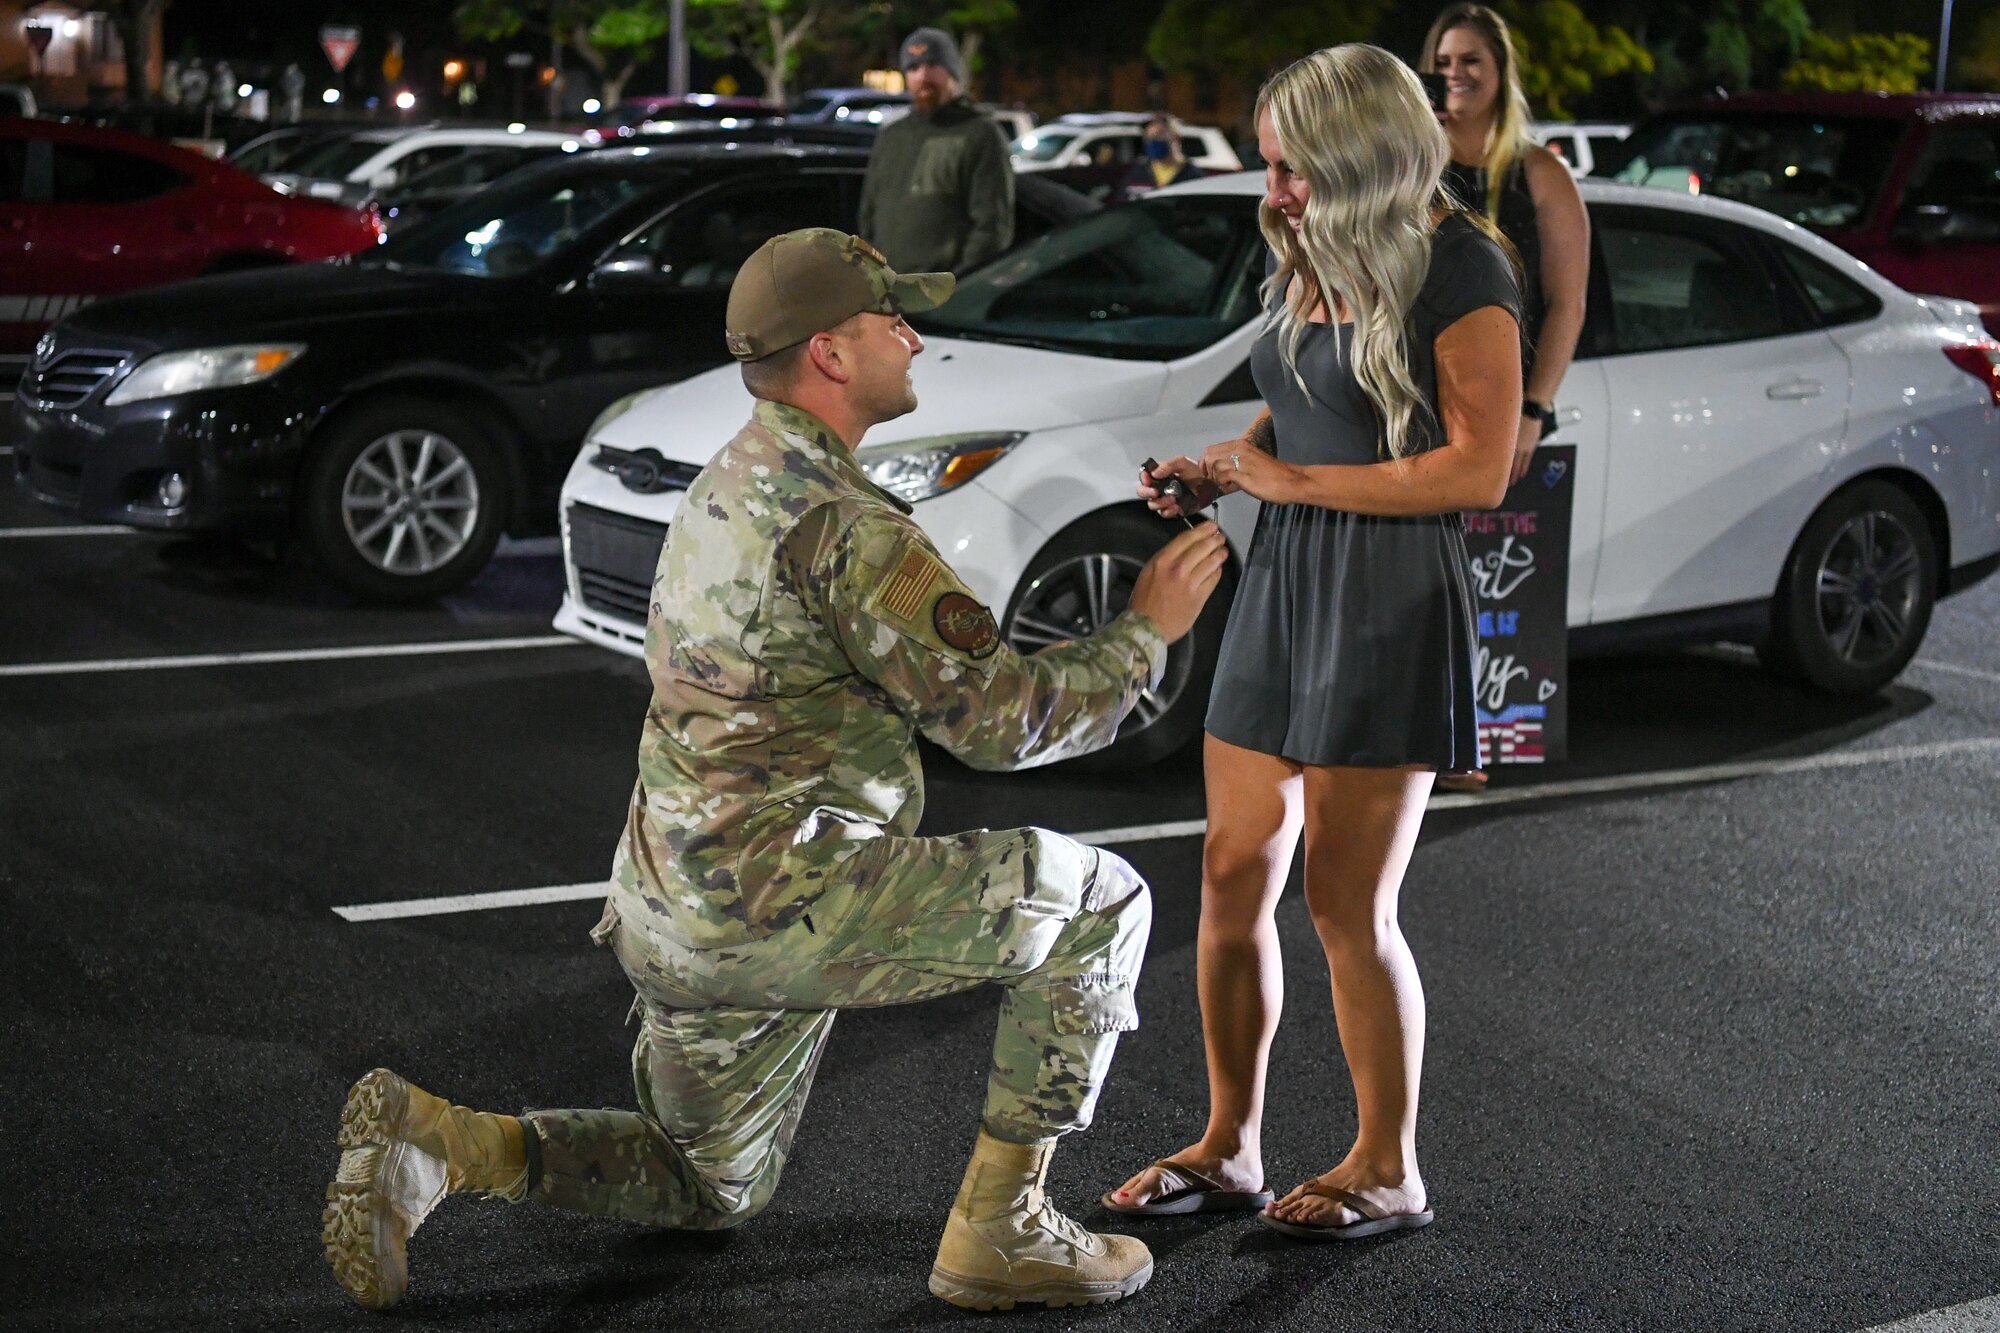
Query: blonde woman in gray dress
1105 44 1521 1239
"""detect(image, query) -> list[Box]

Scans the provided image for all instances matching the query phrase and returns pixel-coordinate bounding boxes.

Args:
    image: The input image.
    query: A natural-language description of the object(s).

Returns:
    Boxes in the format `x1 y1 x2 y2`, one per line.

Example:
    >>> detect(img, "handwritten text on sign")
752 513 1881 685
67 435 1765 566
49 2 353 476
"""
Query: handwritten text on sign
1463 446 1574 765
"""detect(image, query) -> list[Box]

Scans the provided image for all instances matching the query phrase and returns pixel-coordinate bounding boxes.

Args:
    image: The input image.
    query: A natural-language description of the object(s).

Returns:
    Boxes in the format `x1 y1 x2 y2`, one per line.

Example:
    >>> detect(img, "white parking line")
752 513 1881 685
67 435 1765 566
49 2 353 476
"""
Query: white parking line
1910 657 2000 686
335 882 607 922
332 736 2000 922
0 634 580 679
1863 1294 2000 1331
0 524 142 538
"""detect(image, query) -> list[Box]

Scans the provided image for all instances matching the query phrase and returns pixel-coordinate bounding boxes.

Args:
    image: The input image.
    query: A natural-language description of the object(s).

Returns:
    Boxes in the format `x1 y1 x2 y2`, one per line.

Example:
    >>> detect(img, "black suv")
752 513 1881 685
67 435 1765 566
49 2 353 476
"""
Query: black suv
12 142 1092 599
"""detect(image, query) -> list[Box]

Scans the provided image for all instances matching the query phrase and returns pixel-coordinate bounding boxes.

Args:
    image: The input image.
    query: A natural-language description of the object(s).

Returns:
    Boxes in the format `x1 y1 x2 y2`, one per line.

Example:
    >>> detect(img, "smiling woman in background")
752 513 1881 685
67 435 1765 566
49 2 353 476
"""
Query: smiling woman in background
1424 1 1589 792
1103 44 1521 1242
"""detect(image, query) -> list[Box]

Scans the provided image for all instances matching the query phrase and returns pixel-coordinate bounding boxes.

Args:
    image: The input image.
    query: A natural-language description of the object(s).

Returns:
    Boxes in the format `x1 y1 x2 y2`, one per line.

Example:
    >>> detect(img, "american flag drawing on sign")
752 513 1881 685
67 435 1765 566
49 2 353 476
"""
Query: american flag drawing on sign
1475 704 1547 765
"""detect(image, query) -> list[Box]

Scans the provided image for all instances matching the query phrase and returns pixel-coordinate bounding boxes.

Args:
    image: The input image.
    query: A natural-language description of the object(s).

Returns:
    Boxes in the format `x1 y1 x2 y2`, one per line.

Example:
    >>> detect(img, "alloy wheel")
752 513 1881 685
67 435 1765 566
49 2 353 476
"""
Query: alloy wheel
340 430 482 576
1813 509 1922 671
1004 552 1188 732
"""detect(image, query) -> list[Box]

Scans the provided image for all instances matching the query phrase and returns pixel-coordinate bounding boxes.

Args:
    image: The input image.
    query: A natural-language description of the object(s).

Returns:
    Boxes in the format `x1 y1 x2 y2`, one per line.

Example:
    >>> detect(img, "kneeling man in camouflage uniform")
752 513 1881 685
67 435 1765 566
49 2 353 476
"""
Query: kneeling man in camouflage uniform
323 228 1228 1312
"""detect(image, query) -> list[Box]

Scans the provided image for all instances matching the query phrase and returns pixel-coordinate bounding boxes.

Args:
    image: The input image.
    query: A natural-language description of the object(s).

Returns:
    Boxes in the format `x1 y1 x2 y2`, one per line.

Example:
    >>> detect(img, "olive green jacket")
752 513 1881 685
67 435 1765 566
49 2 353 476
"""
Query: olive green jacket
856 97 1016 275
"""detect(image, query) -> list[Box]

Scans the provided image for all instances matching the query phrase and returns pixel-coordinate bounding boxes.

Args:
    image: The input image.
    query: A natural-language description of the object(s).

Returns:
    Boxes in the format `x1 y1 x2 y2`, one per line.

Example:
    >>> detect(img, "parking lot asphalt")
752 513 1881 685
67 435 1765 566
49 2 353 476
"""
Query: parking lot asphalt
4 484 1999 1332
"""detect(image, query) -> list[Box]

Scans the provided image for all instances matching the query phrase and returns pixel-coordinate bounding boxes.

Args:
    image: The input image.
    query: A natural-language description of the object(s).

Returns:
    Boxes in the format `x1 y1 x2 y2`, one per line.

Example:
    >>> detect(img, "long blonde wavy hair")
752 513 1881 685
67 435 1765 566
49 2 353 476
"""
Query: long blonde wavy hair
1258 45 1450 461
1420 4 1536 222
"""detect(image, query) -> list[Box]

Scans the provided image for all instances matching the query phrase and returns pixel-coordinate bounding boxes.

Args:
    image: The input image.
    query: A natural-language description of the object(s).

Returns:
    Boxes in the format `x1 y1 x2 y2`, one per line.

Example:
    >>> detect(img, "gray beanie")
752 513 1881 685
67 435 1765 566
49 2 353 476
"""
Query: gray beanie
899 27 966 83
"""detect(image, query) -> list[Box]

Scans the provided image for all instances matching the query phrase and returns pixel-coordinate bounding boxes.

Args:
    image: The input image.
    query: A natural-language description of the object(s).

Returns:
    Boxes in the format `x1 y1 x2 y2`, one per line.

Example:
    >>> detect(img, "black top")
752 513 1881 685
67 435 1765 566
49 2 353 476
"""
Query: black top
1444 158 1544 368
1203 213 1520 768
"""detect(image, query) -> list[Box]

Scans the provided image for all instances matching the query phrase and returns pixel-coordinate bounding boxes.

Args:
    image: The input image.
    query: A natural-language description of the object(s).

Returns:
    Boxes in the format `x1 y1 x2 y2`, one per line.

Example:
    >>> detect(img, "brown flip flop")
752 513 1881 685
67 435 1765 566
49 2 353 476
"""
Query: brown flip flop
1258 1182 1434 1241
1101 1158 1275 1217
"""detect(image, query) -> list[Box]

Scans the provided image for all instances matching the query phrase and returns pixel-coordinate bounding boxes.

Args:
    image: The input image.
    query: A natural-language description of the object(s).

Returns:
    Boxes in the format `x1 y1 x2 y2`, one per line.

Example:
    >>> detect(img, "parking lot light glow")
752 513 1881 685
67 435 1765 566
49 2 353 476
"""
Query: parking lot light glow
395 91 417 111
582 98 601 114
322 89 340 104
237 83 252 98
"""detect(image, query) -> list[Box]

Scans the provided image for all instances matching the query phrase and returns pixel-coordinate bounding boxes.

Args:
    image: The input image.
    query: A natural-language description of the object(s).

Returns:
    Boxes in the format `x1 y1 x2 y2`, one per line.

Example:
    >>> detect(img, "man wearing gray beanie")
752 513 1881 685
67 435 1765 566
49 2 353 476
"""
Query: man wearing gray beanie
857 27 1015 276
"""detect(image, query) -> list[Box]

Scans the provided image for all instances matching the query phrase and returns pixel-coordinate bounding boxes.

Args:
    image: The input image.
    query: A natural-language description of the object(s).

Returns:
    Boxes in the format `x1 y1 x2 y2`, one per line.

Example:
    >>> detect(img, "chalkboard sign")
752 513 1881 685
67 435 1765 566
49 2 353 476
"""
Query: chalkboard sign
1463 444 1574 765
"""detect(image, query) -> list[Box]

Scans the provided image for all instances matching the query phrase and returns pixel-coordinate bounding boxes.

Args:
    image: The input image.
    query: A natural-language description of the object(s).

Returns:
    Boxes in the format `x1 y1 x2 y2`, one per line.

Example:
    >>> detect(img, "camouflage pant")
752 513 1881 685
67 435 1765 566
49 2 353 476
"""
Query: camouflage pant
521 827 1150 1230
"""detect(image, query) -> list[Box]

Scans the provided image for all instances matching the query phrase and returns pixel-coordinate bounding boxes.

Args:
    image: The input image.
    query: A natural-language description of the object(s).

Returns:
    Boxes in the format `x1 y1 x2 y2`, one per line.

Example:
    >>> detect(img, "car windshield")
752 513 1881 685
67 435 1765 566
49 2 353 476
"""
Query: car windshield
913 194 1264 360
230 132 328 176
371 169 667 277
286 134 400 181
790 93 834 116
1011 129 1078 162
1600 114 1905 230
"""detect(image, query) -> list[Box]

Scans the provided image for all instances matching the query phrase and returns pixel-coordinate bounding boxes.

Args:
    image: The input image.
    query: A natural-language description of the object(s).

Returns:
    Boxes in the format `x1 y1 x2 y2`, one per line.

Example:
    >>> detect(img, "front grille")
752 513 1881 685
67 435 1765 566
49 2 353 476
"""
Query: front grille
568 502 668 623
22 348 129 411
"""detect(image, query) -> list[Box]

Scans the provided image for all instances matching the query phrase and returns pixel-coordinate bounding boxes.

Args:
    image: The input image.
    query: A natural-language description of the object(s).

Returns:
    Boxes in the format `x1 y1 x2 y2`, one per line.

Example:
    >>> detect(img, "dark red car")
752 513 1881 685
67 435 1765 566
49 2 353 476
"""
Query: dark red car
1599 92 2000 334
0 118 381 377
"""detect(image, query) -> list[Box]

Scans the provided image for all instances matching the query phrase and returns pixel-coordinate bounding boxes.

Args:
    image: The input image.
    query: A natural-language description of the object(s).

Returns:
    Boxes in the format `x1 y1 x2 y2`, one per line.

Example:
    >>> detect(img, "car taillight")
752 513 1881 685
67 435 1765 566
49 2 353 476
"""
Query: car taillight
1943 340 2000 407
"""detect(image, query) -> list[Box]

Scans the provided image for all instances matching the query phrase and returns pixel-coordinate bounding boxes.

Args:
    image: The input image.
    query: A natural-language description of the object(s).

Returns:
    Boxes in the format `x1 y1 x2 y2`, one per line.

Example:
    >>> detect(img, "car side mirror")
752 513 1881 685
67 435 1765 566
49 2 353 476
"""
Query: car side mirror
1892 203 1952 247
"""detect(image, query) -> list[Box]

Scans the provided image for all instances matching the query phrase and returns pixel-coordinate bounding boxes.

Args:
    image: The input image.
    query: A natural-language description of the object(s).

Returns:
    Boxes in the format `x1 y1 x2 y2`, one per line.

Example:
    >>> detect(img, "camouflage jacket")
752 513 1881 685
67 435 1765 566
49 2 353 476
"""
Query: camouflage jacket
613 399 1167 947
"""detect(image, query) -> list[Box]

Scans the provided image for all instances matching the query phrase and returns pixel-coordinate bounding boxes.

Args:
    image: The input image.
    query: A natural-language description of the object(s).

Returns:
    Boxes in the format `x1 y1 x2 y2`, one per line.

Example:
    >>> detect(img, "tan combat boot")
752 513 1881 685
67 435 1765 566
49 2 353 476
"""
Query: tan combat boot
929 1130 1154 1310
321 1068 529 1310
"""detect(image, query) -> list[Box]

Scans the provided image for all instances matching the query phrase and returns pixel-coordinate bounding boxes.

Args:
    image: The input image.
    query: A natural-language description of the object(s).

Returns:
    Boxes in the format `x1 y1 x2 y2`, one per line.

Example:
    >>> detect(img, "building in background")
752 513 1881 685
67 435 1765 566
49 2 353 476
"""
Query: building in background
1 3 160 108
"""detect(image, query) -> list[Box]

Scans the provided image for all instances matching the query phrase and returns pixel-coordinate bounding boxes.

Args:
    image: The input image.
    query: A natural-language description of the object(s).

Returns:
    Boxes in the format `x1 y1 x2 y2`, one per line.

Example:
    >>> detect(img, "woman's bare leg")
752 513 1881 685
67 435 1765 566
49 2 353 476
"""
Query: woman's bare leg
1112 734 1303 1204
1267 764 1435 1227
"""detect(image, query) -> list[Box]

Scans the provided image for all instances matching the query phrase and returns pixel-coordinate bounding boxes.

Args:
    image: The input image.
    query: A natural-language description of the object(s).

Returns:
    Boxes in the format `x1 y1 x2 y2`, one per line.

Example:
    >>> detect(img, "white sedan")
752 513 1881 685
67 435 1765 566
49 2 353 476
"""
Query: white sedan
554 175 2000 767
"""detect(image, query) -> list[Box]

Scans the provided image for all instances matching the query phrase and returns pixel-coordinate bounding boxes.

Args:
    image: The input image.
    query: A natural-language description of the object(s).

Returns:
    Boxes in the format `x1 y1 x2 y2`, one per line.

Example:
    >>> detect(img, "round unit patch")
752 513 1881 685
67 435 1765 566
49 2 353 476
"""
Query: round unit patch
933 592 999 658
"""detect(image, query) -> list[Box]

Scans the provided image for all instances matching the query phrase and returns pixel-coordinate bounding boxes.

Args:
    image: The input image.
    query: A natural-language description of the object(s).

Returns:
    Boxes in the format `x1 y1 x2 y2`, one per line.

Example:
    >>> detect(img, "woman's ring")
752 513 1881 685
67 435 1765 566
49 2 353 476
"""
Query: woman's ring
1231 451 1241 469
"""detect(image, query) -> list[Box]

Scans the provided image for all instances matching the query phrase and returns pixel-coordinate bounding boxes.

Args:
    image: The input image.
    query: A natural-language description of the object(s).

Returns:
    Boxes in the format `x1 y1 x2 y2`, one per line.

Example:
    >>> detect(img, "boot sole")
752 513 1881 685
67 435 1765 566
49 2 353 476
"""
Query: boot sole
322 1069 411 1310
928 1259 1154 1311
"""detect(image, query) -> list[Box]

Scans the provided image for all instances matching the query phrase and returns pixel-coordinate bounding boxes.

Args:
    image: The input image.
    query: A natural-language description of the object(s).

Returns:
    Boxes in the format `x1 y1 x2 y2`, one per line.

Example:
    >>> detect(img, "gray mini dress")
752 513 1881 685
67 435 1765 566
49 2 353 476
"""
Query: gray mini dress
1205 214 1520 769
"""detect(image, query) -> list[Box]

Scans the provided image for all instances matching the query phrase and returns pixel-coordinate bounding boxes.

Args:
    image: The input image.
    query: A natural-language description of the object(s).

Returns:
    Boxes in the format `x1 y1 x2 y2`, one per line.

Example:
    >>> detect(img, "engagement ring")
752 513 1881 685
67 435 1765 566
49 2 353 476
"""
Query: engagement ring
1231 451 1241 469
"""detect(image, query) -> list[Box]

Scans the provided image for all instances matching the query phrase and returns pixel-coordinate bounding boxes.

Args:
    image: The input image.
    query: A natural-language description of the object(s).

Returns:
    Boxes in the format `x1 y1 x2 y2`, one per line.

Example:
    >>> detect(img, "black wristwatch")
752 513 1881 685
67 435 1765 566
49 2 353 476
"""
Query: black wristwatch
1522 398 1557 440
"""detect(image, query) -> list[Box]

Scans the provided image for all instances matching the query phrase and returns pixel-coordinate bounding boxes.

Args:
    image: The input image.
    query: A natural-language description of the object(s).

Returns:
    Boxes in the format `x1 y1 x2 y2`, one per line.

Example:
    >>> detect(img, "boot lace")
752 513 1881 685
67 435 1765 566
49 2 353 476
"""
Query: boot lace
1027 1187 1095 1250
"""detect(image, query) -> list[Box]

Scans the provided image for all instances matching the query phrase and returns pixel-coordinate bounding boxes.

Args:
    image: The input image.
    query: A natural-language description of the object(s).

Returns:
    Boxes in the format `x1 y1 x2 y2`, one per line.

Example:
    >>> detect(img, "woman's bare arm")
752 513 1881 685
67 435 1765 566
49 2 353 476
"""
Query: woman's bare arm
1522 144 1589 411
1204 305 1520 514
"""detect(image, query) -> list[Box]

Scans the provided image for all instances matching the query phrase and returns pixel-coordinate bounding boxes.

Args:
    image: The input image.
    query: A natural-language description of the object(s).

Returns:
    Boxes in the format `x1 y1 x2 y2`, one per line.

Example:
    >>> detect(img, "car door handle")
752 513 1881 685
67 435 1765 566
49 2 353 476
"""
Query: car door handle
1766 377 1824 400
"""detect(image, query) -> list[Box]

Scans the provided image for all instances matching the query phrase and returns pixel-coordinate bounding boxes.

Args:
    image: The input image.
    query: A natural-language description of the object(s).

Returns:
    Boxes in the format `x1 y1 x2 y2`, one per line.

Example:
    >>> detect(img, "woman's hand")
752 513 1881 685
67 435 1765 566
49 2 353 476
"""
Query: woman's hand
1137 456 1221 518
1200 440 1305 504
1509 413 1540 486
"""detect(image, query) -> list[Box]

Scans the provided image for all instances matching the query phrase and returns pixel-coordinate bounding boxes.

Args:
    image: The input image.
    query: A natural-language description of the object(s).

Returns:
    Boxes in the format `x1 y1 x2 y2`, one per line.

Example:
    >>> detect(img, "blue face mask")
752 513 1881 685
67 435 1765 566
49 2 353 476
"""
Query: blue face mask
1145 139 1172 161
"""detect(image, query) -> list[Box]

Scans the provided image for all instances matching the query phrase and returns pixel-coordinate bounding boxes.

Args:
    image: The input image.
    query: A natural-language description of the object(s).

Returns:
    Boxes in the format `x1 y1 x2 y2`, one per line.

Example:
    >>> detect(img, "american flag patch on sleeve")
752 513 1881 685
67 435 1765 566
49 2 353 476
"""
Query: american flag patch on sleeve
876 542 942 623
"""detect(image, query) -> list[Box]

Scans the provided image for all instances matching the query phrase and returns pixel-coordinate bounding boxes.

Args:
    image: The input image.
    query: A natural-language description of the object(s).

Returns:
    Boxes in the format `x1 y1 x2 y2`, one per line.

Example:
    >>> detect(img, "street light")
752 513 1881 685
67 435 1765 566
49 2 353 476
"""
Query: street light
395 90 416 111
237 83 252 97
582 97 601 114
323 88 341 105
444 59 466 82
1937 0 1955 91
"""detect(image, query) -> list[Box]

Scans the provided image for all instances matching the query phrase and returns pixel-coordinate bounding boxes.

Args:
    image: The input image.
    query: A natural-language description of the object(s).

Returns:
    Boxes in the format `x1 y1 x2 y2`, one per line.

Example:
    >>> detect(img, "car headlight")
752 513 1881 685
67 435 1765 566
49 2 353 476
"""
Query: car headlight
104 344 306 406
856 432 1026 504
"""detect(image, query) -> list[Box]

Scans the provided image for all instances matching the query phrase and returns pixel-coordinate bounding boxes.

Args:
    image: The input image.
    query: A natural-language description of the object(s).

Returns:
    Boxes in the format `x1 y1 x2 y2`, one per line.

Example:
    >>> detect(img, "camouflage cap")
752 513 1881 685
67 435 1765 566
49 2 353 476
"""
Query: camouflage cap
724 228 955 362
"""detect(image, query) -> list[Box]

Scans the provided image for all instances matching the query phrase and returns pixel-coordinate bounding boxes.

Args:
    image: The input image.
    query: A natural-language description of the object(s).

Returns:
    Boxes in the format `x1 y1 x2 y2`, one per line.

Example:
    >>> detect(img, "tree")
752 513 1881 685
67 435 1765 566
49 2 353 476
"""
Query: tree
1147 0 1384 121
1955 7 2000 90
1781 30 1933 93
686 0 828 105
100 0 172 102
1505 0 1651 119
456 0 671 108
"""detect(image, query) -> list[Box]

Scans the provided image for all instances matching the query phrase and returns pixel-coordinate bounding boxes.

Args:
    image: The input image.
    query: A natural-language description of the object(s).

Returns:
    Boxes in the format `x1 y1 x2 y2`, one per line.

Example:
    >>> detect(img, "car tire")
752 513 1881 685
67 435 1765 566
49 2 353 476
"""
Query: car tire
1001 508 1237 771
1760 479 1936 695
298 396 510 602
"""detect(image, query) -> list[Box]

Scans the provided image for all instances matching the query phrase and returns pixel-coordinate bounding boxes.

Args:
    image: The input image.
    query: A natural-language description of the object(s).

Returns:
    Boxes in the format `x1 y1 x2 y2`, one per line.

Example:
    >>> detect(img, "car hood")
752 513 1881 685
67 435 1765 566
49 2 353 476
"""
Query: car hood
593 337 1168 460
59 263 511 348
